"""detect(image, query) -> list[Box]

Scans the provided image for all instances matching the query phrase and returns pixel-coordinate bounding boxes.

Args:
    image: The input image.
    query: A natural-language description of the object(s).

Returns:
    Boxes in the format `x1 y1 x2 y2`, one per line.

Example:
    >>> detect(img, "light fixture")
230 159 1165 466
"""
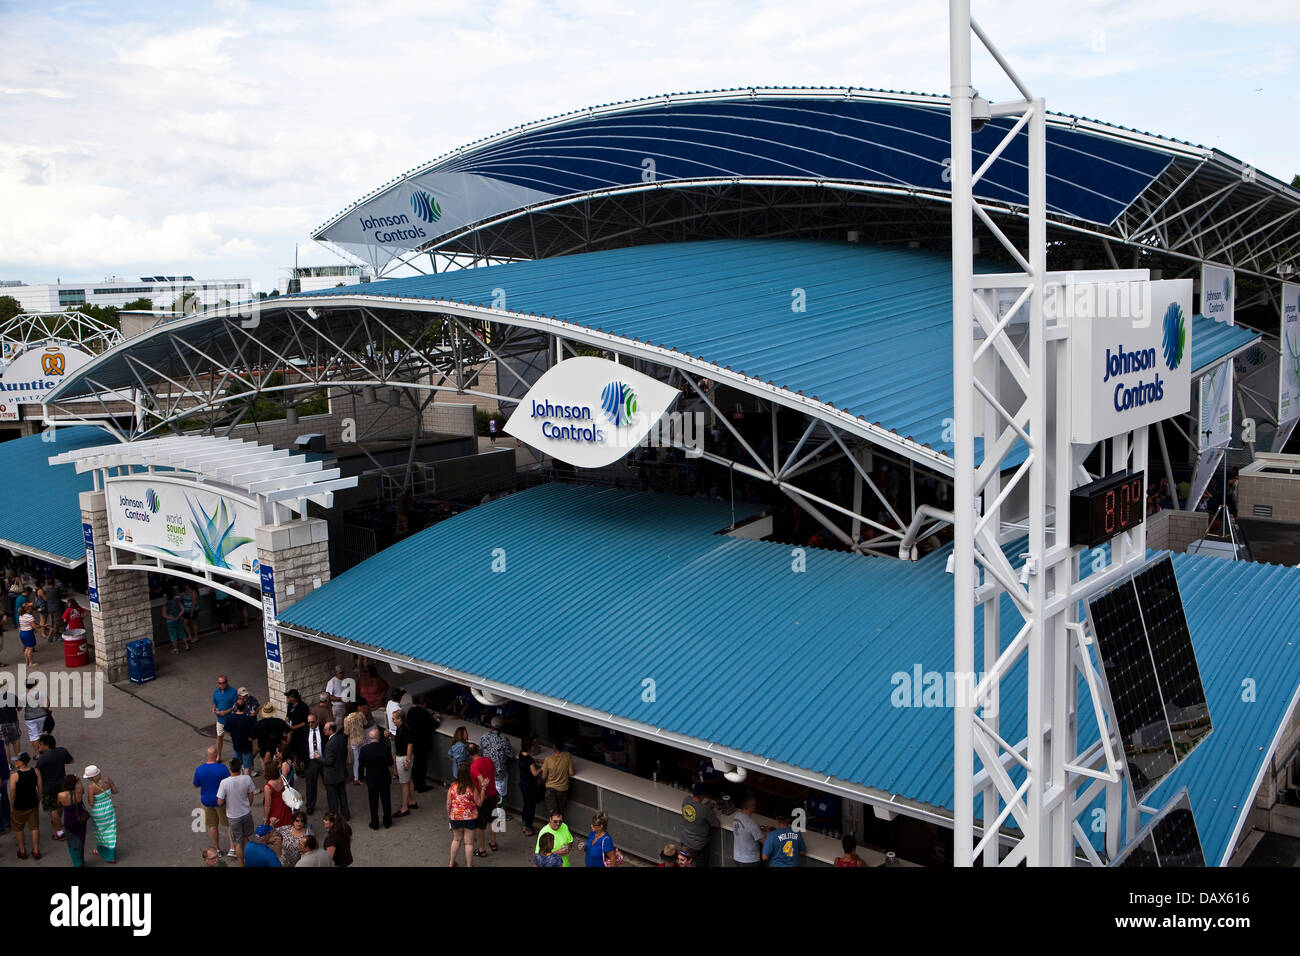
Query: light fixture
971 94 991 133
306 307 320 320
362 385 376 404
285 407 299 425
945 553 956 574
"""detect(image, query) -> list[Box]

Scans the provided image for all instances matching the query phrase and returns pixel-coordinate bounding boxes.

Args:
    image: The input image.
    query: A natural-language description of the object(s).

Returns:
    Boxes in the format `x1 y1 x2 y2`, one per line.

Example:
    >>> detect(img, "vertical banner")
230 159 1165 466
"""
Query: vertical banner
260 564 282 674
83 522 100 613
1279 281 1300 444
1198 265 1234 451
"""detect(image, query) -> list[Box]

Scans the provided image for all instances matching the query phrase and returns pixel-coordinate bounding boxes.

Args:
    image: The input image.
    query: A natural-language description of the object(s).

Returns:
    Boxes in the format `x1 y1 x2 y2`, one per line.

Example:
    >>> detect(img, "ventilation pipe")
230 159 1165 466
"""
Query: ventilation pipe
898 505 955 560
470 687 507 708
711 757 748 784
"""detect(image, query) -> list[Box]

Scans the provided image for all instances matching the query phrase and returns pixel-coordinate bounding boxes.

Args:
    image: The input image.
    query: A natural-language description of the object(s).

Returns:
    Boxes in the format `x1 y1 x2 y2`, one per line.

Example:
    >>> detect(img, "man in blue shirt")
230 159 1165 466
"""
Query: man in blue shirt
212 675 237 760
243 825 282 867
762 809 807 867
193 745 231 854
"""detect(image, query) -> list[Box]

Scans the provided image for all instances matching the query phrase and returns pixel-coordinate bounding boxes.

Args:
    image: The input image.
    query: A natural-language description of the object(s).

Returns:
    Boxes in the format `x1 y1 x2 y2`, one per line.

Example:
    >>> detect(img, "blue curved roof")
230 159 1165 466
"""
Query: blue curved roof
296 239 1236 463
278 482 1300 865
315 89 1180 260
0 426 107 565
1192 313 1261 374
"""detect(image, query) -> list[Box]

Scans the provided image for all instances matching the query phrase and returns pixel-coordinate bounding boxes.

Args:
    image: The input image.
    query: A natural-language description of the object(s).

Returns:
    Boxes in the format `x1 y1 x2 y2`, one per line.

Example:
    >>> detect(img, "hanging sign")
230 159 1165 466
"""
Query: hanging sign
505 356 679 468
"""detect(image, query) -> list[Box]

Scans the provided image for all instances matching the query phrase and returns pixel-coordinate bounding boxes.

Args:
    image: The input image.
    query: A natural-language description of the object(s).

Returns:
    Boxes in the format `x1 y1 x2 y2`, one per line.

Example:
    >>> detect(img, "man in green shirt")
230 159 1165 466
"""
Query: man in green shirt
534 809 573 868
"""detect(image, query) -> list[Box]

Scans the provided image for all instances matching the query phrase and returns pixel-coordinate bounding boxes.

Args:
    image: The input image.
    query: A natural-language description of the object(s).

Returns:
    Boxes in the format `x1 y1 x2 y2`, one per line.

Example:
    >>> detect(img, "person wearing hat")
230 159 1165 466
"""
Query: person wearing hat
676 845 696 867
9 750 41 859
679 782 719 867
253 702 290 768
83 765 119 863
285 690 309 770
236 686 260 719
224 699 258 778
325 666 349 727
243 824 283 867
656 842 678 867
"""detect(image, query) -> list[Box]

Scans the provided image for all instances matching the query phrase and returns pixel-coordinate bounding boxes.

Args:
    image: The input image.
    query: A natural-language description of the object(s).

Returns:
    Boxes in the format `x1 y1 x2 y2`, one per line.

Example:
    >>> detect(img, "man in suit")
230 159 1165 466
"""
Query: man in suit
404 694 435 794
358 726 393 830
320 721 350 820
302 713 326 815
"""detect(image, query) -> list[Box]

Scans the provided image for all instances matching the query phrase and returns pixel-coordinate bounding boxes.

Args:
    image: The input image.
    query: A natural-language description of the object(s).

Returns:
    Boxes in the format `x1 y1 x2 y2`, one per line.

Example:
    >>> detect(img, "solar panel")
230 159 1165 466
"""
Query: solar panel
1109 789 1206 867
1086 555 1212 801
1133 557 1213 759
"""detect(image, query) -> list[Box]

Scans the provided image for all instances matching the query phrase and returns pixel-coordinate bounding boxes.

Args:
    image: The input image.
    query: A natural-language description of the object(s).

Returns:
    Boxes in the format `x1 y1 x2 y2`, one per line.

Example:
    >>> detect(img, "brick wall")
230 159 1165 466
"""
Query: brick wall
80 490 153 682
1145 509 1208 552
1238 474 1300 523
256 519 334 716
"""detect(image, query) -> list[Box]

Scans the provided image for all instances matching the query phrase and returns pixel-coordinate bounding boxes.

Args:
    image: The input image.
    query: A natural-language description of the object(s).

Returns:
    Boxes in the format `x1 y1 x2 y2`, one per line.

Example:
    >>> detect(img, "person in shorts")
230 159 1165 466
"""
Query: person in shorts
18 606 36 666
216 758 258 865
0 689 21 760
212 676 237 760
162 590 189 653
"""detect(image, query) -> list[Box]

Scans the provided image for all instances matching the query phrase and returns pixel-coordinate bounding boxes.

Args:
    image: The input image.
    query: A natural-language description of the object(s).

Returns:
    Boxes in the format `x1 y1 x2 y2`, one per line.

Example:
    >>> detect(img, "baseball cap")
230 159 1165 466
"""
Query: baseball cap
255 824 273 837
319 693 329 702
659 842 677 863
237 686 249 696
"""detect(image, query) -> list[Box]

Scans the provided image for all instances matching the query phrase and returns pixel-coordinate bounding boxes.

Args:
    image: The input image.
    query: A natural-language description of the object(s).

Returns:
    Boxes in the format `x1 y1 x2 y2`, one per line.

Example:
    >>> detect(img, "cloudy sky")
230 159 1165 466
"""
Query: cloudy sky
1 0 1296 292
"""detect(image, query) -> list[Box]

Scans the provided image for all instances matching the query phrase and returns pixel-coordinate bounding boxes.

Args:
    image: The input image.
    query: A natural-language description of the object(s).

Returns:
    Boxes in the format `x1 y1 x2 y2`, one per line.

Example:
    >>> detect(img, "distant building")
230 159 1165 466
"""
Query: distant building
277 264 370 296
0 275 253 312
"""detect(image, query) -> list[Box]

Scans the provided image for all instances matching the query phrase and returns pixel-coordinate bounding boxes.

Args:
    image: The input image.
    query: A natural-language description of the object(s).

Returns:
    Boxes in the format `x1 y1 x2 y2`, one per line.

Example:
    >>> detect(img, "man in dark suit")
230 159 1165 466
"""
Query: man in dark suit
320 721 350 820
302 713 326 815
357 726 393 830
404 694 435 794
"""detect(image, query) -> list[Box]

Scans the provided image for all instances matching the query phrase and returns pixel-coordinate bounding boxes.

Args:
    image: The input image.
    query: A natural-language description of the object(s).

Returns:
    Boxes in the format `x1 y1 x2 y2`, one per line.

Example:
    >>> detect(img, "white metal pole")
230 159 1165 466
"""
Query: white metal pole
950 0 976 869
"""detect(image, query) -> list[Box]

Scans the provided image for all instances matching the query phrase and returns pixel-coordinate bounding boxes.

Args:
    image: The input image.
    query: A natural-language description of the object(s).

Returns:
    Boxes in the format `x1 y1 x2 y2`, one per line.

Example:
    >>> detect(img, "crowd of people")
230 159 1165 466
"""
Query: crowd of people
2 733 119 866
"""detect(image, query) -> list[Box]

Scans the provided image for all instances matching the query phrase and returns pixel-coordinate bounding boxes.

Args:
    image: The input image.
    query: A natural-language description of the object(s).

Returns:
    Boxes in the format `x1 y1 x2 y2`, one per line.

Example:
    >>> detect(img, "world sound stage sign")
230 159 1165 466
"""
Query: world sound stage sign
505 356 680 468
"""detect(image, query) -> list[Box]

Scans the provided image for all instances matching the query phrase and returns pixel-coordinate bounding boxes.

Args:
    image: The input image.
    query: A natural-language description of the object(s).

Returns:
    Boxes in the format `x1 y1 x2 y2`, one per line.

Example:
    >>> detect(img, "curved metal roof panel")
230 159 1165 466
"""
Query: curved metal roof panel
1191 313 1261 375
314 89 1180 266
0 426 110 565
277 482 1300 864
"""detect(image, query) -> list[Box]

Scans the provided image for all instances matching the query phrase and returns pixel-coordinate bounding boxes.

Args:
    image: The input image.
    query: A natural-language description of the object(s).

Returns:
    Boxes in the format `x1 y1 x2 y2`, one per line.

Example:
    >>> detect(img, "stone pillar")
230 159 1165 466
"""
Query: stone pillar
80 490 152 683
256 517 333 718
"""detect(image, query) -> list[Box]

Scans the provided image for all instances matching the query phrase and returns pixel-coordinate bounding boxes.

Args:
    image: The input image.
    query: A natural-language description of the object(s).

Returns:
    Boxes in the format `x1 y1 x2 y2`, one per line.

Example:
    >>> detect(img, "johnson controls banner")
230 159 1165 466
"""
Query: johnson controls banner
1070 278 1194 444
105 476 262 583
1198 265 1234 451
505 356 679 468
1279 281 1300 429
0 342 93 422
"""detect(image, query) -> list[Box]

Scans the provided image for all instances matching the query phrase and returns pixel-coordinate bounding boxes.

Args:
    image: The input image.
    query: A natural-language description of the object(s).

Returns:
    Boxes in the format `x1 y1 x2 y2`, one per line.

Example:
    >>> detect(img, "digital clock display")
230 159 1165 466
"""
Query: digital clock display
1070 470 1145 548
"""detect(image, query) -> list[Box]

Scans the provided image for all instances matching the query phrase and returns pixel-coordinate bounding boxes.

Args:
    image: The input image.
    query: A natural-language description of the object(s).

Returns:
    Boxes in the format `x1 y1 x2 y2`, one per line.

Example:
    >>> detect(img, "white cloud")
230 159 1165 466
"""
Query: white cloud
0 0 1295 291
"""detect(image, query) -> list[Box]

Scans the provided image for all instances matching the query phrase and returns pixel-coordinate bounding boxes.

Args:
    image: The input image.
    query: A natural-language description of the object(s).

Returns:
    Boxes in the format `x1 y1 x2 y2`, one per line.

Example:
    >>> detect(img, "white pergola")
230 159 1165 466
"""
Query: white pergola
49 435 357 523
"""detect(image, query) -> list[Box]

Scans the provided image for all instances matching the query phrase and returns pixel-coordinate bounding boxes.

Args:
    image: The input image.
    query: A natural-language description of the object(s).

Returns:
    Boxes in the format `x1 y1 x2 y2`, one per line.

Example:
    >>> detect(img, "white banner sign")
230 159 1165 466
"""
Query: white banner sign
0 342 93 422
105 476 262 583
1280 281 1300 427
1198 265 1234 450
505 356 680 468
1070 278 1194 444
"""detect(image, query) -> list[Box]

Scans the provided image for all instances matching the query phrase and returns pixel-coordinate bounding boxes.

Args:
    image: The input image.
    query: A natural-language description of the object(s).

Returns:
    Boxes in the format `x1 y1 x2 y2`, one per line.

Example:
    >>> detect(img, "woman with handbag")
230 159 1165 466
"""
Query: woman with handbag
56 774 88 866
582 810 621 868
445 761 481 868
263 760 294 828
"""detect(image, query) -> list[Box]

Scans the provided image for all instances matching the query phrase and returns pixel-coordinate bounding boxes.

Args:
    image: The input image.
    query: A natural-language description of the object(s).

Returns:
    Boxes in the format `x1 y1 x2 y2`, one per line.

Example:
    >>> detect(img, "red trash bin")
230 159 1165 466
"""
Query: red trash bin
63 629 89 668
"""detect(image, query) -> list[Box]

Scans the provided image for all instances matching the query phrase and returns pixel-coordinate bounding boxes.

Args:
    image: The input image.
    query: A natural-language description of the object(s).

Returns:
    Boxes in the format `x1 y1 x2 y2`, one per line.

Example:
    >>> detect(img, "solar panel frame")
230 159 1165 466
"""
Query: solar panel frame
1085 554 1212 803
1108 788 1206 867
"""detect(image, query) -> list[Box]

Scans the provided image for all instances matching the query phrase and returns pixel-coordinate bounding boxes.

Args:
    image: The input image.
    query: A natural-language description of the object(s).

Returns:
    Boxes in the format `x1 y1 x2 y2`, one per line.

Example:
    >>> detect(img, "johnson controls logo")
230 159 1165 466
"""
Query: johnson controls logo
1223 275 1232 303
601 381 638 427
1161 302 1186 371
145 488 160 513
410 190 443 224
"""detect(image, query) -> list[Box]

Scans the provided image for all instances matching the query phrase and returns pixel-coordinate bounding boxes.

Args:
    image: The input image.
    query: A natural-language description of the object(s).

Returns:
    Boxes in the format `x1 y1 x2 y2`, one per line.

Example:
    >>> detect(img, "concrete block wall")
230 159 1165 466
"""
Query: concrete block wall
421 401 476 437
80 490 153 682
255 519 334 716
1146 509 1209 552
1239 474 1300 523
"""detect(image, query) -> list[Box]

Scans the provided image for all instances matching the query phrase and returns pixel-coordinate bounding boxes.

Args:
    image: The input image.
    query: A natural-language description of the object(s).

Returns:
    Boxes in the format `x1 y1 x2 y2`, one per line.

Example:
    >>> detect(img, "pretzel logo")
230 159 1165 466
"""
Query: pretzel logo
41 349 65 375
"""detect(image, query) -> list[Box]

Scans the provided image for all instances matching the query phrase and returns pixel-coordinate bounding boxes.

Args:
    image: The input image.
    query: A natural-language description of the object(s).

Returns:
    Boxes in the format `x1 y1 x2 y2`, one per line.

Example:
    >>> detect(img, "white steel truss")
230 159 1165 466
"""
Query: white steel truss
950 2 1153 867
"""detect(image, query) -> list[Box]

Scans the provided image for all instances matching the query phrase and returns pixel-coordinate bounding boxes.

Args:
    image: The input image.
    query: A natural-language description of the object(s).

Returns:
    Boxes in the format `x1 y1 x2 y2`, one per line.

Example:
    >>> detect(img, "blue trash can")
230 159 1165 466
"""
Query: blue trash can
127 637 156 685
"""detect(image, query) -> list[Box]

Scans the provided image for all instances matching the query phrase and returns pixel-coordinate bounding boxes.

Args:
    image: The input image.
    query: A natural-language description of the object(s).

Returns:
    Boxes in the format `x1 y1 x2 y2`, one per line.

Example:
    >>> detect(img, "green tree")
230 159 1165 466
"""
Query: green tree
74 303 121 329
0 295 22 324
121 297 153 311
